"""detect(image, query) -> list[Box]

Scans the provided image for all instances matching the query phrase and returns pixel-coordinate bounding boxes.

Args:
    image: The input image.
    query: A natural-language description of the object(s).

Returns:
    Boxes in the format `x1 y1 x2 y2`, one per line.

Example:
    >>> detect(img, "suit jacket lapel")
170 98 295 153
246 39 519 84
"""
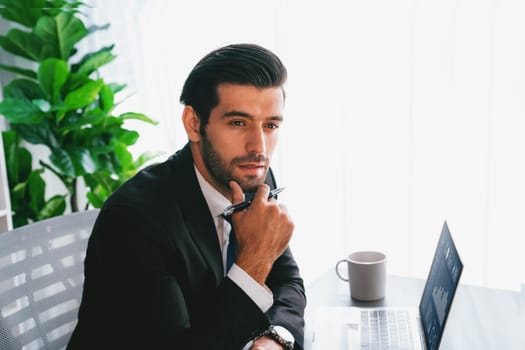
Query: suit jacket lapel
170 144 224 284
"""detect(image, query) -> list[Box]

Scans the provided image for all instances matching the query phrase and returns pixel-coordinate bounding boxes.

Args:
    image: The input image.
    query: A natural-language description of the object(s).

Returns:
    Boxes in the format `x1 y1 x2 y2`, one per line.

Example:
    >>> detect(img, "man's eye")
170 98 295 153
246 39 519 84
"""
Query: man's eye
266 123 280 129
231 120 245 126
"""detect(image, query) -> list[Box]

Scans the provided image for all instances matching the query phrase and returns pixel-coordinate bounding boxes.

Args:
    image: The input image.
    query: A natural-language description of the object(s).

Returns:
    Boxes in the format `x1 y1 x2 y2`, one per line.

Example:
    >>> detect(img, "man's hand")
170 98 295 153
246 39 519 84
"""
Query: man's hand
249 336 284 350
229 181 294 285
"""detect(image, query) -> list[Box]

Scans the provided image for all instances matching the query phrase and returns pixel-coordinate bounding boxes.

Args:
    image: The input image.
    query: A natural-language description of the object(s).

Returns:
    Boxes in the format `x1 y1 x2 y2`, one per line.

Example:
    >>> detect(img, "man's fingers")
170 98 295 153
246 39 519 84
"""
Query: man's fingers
229 181 244 204
252 184 270 205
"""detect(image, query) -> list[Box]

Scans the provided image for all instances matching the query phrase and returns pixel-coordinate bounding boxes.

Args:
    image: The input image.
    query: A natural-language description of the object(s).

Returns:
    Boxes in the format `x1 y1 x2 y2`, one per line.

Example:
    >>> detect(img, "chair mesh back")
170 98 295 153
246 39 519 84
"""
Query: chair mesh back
0 210 99 350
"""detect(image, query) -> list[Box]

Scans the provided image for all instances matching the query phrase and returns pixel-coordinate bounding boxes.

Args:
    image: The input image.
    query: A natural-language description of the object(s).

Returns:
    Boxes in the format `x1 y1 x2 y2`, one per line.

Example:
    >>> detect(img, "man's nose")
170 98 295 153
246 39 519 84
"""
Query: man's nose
246 126 266 155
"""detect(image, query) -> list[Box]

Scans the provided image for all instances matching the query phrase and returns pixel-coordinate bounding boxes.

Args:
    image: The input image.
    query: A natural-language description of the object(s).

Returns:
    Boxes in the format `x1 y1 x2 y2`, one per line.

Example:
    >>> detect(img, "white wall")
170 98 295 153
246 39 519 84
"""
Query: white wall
76 0 525 290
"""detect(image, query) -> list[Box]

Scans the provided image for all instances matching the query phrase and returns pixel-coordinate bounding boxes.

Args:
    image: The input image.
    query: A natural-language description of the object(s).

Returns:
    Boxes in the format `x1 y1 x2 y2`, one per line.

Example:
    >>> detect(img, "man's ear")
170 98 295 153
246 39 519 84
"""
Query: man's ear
182 106 202 142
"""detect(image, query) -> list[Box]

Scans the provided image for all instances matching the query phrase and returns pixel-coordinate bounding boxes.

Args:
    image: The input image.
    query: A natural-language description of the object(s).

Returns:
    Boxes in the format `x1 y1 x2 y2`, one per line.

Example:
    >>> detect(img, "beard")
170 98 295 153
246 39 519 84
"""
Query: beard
200 134 269 193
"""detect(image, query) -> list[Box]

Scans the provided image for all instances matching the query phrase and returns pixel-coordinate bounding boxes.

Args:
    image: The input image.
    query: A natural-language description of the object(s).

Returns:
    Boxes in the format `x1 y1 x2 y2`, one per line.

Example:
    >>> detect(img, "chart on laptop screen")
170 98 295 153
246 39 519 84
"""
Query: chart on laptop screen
419 224 463 350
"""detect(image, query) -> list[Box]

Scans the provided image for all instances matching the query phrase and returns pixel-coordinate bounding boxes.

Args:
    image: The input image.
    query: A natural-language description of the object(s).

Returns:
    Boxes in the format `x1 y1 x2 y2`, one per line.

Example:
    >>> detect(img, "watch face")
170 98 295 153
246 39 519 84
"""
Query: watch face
272 325 294 343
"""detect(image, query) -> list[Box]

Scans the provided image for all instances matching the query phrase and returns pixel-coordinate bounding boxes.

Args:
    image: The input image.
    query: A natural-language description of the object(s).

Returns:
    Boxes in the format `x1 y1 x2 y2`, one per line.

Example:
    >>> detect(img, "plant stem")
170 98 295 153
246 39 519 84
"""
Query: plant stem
39 160 67 184
70 177 78 212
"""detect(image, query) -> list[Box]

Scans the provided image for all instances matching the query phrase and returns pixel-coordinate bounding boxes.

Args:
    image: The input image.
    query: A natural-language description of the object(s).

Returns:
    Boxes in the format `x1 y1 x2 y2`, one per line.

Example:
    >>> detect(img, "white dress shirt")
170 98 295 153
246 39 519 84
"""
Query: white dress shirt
194 166 273 312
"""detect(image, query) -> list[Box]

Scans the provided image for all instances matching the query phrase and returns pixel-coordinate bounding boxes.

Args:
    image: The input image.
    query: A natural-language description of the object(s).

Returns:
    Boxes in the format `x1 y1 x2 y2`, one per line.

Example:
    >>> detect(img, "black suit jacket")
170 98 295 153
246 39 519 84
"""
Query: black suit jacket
67 143 306 350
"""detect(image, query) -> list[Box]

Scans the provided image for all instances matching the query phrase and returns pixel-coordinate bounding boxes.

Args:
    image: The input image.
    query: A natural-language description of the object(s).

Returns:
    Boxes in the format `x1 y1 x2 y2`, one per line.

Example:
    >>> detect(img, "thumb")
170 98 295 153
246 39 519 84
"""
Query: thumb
229 181 244 204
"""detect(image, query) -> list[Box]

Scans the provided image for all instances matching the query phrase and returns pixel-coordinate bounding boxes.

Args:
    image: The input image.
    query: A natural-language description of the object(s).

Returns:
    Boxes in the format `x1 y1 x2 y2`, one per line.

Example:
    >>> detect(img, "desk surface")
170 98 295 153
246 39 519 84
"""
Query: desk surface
304 271 525 350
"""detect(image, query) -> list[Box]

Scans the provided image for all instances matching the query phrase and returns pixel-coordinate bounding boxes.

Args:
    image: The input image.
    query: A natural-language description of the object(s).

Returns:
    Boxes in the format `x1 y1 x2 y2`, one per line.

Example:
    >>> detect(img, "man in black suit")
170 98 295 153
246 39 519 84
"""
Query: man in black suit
67 44 306 350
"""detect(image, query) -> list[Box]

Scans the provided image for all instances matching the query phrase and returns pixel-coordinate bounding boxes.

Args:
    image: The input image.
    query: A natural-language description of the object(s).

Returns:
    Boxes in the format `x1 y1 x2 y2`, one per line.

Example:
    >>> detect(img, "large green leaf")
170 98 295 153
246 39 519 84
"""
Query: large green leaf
50 148 74 177
71 45 116 75
115 129 139 146
113 142 133 172
99 84 114 112
0 98 47 124
90 144 116 156
13 198 32 214
0 0 46 6
0 64 37 79
62 78 103 111
64 71 89 91
1 131 17 183
38 58 69 103
102 115 124 128
41 8 61 17
15 148 32 185
34 12 87 60
0 5 44 27
11 123 59 148
59 108 106 132
3 79 45 101
1 131 32 186
37 195 66 220
27 169 45 214
84 170 115 208
85 183 110 208
44 0 84 9
13 213 29 228
50 146 98 178
32 98 51 112
68 147 96 176
0 29 42 61
2 131 33 187
12 182 27 202
85 190 104 208
118 112 158 125
92 151 118 174
83 169 113 190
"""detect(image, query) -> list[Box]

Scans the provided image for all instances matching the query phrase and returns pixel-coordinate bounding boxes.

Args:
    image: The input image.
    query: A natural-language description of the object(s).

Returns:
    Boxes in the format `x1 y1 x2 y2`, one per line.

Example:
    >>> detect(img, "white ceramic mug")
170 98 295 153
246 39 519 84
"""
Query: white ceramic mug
335 251 387 301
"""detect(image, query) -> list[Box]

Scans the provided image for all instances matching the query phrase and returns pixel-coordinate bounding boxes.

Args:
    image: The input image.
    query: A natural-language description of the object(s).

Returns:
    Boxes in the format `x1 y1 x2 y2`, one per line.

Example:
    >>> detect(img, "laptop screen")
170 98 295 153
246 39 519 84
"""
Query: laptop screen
419 222 463 350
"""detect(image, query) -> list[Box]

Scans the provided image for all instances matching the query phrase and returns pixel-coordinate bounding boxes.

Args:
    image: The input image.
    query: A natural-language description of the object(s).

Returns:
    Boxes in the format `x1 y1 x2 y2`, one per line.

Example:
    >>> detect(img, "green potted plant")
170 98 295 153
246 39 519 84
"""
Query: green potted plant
2 130 66 227
0 1 160 227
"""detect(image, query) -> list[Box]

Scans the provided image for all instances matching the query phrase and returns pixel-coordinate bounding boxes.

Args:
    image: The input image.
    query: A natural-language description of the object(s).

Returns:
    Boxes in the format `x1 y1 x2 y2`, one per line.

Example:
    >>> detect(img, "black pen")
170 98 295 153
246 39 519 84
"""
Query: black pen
222 187 285 217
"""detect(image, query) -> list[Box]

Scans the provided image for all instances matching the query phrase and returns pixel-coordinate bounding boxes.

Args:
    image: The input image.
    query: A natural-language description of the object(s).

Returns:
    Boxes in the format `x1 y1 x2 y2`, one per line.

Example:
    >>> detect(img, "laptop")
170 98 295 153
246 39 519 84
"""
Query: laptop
313 222 463 350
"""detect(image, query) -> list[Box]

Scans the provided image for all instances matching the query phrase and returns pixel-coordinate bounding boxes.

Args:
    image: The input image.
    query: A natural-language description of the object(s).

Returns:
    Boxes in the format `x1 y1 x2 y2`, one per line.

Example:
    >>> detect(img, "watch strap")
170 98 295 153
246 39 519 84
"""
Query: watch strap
254 325 294 350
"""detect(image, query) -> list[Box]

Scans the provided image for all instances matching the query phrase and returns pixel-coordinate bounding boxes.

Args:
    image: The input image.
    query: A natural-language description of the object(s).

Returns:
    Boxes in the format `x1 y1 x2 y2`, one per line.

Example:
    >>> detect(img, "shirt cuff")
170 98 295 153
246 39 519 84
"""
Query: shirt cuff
227 263 273 312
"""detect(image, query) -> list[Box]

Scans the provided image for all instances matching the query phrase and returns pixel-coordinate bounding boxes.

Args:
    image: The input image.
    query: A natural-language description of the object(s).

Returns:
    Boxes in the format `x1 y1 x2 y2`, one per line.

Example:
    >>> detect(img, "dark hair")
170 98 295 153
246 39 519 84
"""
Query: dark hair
179 43 287 133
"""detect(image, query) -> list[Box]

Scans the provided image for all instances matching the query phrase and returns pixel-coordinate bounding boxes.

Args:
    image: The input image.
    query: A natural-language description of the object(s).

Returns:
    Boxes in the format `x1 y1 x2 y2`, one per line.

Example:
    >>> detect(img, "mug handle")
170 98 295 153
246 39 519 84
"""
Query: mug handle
335 259 349 282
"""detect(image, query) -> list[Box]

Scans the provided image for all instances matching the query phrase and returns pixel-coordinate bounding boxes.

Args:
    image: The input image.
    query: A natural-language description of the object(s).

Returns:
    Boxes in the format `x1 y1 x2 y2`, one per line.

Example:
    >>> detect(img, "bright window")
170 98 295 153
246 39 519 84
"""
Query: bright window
83 0 525 290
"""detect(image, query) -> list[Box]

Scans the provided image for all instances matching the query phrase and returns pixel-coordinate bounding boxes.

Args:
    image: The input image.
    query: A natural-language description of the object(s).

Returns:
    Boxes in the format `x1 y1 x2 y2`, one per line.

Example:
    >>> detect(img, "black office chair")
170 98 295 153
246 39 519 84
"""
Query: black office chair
0 210 99 350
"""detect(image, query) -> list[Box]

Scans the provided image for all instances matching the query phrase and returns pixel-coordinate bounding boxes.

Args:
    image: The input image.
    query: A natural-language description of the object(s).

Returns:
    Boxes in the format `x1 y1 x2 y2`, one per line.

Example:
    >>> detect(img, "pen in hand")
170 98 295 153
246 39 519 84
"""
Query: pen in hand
222 187 285 217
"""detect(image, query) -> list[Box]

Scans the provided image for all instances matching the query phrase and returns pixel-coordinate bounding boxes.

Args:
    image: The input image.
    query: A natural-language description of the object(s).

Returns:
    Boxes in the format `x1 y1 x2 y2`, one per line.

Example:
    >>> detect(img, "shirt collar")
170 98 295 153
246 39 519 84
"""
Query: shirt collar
194 165 232 218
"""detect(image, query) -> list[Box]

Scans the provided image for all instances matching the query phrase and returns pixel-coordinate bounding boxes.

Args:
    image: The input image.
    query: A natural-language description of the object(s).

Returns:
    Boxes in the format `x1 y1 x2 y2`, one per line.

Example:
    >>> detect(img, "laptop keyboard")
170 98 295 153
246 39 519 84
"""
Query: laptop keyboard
360 309 416 350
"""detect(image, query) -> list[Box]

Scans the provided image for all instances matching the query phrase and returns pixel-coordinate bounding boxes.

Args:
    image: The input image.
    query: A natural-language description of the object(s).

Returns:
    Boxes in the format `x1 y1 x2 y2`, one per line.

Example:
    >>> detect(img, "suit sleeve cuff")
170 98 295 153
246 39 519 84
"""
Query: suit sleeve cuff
227 263 273 312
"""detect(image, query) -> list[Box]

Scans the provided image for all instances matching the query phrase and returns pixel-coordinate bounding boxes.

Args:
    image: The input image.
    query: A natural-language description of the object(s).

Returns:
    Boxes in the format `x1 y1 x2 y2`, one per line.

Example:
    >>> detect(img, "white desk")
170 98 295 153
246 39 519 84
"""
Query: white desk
304 271 525 350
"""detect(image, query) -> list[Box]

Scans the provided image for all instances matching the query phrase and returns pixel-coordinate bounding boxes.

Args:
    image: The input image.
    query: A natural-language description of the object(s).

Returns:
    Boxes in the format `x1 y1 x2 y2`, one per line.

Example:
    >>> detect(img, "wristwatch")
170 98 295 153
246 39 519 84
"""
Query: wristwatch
256 325 294 350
